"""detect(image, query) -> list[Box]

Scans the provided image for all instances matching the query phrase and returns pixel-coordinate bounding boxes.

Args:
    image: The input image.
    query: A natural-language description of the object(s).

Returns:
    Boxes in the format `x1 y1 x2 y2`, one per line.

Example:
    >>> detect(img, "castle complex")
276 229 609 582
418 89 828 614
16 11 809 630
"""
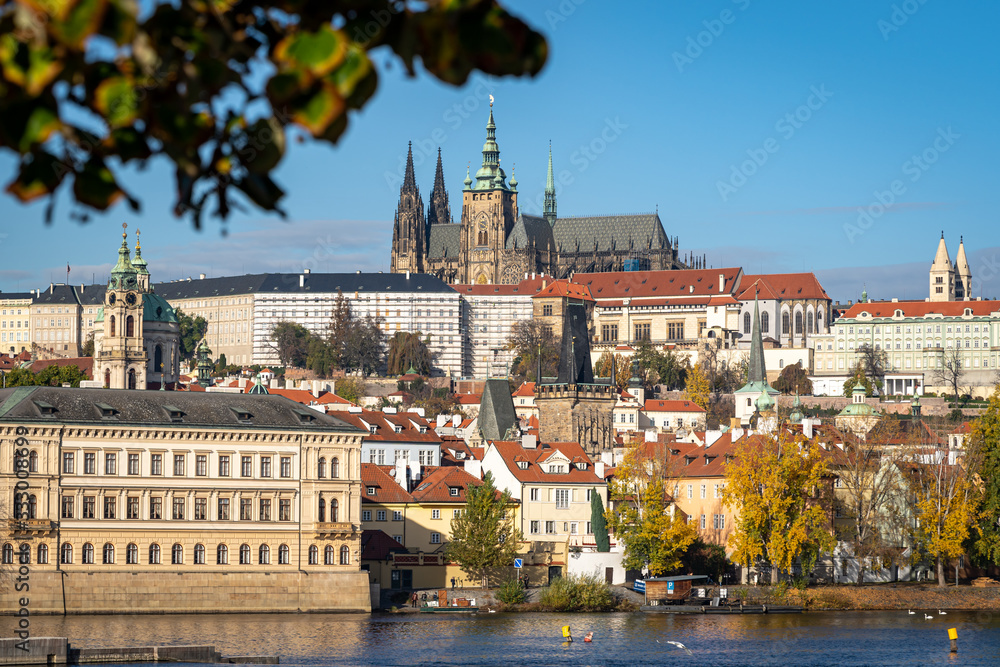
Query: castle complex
390 103 691 285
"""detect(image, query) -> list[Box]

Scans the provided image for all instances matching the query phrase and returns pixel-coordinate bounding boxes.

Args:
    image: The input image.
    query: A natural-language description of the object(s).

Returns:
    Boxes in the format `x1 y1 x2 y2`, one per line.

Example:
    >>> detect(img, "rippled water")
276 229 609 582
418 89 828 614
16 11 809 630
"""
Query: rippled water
21 610 1000 666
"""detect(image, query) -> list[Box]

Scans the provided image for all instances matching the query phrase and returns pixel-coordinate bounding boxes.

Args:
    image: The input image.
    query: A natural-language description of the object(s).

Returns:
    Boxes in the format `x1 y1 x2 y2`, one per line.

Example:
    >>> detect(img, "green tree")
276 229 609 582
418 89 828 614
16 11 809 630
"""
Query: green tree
176 309 208 359
214 353 228 373
306 337 336 378
327 290 353 369
595 351 630 390
445 471 522 588
0 0 546 226
683 362 711 409
270 321 310 368
342 315 385 376
81 331 95 357
773 361 813 395
334 377 366 405
386 331 432 376
969 388 1000 566
591 488 610 553
843 363 876 398
679 538 728 581
3 367 37 387
8 364 89 387
631 340 688 391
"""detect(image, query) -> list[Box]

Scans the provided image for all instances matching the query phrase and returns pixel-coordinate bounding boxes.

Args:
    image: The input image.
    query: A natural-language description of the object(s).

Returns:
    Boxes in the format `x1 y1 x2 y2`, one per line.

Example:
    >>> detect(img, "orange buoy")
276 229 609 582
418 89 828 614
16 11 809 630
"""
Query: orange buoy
584 632 594 643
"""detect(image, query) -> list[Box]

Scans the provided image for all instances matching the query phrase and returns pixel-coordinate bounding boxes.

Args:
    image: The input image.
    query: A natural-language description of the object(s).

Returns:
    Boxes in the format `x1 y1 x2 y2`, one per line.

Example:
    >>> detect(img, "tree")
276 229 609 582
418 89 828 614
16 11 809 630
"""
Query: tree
334 377 365 405
270 321 310 367
605 443 697 576
683 362 711 410
177 309 208 359
306 337 336 377
932 347 966 406
679 538 728 582
723 432 835 583
0 0 547 226
81 331 95 357
594 351 630 390
386 331 432 376
631 340 688 391
968 388 1000 567
910 454 976 587
342 314 385 376
773 362 813 395
856 343 889 393
327 290 353 369
4 364 88 387
591 489 610 553
843 362 876 398
445 471 522 588
506 319 559 382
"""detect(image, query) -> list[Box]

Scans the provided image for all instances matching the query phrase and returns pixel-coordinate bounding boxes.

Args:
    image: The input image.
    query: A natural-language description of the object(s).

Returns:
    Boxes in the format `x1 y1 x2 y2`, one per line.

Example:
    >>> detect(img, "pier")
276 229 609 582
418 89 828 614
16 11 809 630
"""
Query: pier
0 639 278 666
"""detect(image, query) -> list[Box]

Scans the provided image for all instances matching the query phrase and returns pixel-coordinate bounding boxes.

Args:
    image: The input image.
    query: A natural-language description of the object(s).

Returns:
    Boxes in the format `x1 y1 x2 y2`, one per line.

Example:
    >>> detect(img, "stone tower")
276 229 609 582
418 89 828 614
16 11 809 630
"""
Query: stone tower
543 142 557 227
954 236 971 301
929 232 955 302
390 143 427 274
426 147 452 227
734 292 778 425
460 102 519 285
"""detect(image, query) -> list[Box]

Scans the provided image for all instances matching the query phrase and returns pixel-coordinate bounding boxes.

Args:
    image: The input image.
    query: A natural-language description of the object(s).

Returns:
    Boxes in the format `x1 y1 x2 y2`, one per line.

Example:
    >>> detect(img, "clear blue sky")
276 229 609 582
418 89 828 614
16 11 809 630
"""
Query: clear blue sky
2 0 998 303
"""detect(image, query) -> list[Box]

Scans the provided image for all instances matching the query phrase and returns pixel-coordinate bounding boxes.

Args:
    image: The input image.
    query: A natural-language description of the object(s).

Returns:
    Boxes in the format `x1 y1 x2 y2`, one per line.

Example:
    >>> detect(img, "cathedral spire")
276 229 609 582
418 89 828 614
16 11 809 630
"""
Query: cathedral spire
474 98 506 189
746 292 766 385
427 147 452 225
109 222 137 290
543 141 557 226
403 141 417 190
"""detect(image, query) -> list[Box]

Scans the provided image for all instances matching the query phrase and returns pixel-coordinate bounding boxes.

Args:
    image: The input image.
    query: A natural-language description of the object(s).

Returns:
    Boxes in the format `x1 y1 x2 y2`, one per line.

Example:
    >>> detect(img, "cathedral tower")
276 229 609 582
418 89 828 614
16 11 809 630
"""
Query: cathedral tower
459 102 519 284
955 236 971 300
543 142 557 226
390 143 427 274
929 232 955 302
427 147 452 226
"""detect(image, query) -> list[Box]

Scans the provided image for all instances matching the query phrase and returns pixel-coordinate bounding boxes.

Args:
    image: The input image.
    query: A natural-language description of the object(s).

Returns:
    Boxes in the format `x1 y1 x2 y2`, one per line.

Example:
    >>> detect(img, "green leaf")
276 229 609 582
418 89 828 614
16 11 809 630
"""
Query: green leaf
275 25 347 78
105 127 151 163
48 0 109 50
19 106 61 152
242 117 285 174
94 76 138 128
0 35 64 96
73 158 124 210
290 83 345 135
98 0 138 45
235 172 285 213
5 151 68 202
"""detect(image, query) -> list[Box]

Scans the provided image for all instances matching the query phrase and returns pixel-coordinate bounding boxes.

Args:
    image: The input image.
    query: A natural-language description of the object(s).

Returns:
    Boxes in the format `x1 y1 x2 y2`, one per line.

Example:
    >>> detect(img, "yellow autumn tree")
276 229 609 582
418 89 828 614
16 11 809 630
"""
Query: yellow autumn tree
683 362 711 410
723 432 835 583
910 454 977 587
595 351 631 390
606 442 697 576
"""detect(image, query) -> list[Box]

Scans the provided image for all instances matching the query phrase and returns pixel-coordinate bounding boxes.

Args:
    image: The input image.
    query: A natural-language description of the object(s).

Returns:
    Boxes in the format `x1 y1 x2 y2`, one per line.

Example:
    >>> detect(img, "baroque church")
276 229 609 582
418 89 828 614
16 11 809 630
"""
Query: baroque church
390 104 691 284
93 226 181 390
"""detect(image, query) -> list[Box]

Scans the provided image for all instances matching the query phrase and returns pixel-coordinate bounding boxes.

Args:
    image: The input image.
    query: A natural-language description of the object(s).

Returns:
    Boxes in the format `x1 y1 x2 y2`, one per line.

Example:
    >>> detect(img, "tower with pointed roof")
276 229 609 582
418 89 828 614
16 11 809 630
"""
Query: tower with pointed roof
427 147 452 227
734 293 779 425
955 236 971 300
929 233 973 302
543 142 557 226
390 142 428 274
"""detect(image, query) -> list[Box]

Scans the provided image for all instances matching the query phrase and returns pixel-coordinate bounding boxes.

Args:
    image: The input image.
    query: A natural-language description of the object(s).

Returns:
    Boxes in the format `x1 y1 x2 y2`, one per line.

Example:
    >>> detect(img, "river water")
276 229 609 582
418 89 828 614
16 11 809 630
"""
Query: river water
20 610 1000 666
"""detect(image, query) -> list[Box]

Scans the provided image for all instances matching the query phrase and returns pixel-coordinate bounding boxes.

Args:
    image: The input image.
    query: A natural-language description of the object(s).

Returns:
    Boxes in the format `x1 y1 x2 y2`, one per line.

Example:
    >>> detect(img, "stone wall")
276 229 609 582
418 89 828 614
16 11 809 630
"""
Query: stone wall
0 570 371 615
535 385 616 455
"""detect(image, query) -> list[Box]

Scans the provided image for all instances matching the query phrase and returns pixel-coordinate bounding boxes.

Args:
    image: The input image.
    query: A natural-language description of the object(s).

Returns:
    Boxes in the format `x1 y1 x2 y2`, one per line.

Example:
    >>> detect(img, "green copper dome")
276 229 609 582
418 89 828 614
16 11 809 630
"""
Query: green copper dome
143 292 177 323
789 392 804 424
109 226 138 290
756 388 775 412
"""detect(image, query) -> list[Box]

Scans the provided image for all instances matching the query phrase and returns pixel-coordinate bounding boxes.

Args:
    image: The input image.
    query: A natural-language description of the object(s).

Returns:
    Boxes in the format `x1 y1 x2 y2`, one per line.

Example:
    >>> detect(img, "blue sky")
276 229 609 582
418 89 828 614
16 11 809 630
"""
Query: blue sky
1 0 998 303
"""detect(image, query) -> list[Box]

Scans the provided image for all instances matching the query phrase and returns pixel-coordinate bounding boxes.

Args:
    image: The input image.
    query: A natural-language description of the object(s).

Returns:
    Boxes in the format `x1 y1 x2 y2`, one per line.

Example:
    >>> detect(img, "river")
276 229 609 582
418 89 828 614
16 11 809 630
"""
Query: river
19 610 1000 666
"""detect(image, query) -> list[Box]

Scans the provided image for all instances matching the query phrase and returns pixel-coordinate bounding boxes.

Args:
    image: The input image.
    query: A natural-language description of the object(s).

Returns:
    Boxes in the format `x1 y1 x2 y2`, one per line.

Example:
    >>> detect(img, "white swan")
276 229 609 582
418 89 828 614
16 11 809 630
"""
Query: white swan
908 609 915 615
938 609 947 615
924 614 933 620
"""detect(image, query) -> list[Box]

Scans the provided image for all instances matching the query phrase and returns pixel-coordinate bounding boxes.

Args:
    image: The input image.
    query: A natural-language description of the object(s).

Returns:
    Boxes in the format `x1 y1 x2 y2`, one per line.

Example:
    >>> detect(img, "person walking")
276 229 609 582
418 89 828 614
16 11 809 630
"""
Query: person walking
411 592 418 608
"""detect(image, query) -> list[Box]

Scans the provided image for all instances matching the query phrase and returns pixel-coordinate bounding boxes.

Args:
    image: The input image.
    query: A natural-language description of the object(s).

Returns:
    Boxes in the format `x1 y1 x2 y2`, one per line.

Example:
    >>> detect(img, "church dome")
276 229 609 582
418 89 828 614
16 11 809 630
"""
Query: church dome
143 292 178 324
756 388 775 412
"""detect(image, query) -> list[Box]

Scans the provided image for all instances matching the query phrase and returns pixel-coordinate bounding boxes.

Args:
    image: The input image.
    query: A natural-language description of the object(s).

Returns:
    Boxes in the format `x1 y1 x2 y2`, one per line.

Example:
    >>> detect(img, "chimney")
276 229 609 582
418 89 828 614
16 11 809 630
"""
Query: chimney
595 460 605 479
406 270 410 279
299 274 305 288
199 273 206 280
303 268 311 274
463 459 483 479
50 283 54 294
521 434 537 449
719 273 724 292
803 419 813 439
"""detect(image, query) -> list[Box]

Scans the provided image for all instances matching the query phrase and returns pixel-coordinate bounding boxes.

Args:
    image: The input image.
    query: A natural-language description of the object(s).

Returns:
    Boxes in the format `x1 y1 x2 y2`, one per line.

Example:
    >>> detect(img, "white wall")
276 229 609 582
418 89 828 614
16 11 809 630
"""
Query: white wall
566 550 627 585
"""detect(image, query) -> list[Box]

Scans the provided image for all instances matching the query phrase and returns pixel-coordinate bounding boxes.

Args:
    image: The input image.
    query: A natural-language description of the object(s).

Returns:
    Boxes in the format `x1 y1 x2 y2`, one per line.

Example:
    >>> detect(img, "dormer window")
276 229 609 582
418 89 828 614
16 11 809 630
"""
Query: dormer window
292 408 316 424
162 405 184 422
369 425 378 434
517 460 528 470
366 486 376 496
575 462 587 470
230 408 253 423
34 401 57 417
449 487 460 497
393 425 402 433
95 402 120 419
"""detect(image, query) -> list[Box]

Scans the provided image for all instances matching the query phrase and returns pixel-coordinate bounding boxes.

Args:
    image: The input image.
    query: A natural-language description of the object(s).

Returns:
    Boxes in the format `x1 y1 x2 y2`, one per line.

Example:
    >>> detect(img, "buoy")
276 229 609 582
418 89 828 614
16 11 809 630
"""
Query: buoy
562 625 572 642
584 632 594 643
948 627 958 653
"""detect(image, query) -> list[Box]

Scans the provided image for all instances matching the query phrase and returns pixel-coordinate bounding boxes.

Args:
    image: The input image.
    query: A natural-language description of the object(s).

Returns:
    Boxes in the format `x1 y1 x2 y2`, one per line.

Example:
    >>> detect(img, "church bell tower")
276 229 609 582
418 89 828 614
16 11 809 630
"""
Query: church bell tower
97 224 148 389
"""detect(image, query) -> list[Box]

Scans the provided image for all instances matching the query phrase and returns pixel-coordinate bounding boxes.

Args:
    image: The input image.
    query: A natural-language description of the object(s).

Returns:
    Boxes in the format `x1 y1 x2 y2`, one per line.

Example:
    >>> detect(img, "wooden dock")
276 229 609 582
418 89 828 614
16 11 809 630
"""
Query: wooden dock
641 604 803 614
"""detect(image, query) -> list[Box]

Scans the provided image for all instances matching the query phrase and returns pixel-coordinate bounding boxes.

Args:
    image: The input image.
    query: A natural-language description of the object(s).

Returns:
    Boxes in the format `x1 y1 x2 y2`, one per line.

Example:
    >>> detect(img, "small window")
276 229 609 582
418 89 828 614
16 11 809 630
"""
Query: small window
309 545 319 565
148 543 161 565
126 543 138 564
430 533 441 544
217 544 229 565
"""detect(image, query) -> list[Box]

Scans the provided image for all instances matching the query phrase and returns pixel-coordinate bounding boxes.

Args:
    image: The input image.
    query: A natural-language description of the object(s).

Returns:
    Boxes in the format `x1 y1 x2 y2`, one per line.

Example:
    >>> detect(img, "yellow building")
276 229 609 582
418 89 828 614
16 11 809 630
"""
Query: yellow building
0 386 371 614
0 292 32 356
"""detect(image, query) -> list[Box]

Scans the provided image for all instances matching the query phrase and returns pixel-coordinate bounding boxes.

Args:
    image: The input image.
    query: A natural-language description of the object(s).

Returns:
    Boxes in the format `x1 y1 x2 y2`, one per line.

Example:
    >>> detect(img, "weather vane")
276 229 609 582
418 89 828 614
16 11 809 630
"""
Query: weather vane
489 94 494 108
122 221 127 240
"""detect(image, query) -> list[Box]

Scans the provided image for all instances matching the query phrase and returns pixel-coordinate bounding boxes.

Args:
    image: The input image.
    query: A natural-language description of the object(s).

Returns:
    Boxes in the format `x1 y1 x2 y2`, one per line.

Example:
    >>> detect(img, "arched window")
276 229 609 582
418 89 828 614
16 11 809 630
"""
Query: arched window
82 543 94 564
1 543 12 564
154 345 163 373
125 315 135 338
127 368 136 390
340 546 350 565
217 544 229 565
37 544 48 564
172 544 184 564
324 545 335 565
110 315 116 337
807 311 814 334
28 450 38 472
259 544 270 565
817 309 824 332
318 498 326 523
194 544 205 565
308 545 319 565
761 312 769 334
148 543 160 564
61 543 73 564
318 457 326 479
331 457 340 479
782 312 790 335
27 495 36 519
104 368 111 388
743 312 751 334
278 544 289 565
102 543 115 564
330 498 339 523
126 543 138 564
794 311 803 335
239 544 251 564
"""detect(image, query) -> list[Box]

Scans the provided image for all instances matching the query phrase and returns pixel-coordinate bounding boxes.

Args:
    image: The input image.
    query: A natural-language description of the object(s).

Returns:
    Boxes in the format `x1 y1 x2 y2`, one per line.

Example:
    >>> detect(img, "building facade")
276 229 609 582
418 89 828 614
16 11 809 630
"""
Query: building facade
0 292 32 355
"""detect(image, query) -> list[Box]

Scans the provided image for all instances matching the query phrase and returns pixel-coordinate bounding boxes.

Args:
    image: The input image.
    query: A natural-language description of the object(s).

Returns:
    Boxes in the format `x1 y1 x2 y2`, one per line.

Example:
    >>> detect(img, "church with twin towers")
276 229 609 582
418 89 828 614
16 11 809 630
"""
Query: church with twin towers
390 103 692 285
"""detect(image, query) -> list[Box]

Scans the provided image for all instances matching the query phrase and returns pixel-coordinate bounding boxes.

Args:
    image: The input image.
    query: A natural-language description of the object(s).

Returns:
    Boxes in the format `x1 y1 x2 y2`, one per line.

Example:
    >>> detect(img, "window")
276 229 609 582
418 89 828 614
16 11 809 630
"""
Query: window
529 488 539 502
128 453 139 475
700 514 706 529
782 312 790 335
280 456 291 478
279 499 291 521
795 311 803 335
196 455 207 476
330 499 339 522
668 322 684 340
239 544 251 564
743 311 751 334
218 498 230 521
78 543 94 564
241 456 252 477
60 543 73 564
362 510 372 522
124 542 138 564
241 498 253 521
172 497 185 520
570 522 578 535
700 485 706 499
324 545 335 565
586 521 592 534
602 324 619 342
377 510 386 521
259 544 270 565
193 497 207 520
84 452 96 474
278 544 289 565
104 496 116 519
151 454 162 475
105 453 117 475
530 521 540 534
219 455 230 477
309 545 319 565
331 457 339 479
172 543 184 564
217 544 229 565
430 532 441 544
194 544 206 564
82 496 96 519
714 484 721 499
542 303 553 316
545 521 555 534
37 544 48 564
62 452 74 474
340 546 350 565
686 484 692 499
449 488 459 497
393 510 403 521
260 499 272 521
148 543 160 564
1 543 12 564
61 496 74 518
761 311 770 333
260 456 271 478
555 489 569 509
454 509 461 518
634 322 651 341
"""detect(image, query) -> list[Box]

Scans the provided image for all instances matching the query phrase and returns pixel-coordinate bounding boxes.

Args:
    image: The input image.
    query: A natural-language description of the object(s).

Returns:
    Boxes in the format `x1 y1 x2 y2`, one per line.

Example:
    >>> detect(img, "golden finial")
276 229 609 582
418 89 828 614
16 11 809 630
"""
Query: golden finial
136 228 141 250
122 221 128 241
489 94 494 108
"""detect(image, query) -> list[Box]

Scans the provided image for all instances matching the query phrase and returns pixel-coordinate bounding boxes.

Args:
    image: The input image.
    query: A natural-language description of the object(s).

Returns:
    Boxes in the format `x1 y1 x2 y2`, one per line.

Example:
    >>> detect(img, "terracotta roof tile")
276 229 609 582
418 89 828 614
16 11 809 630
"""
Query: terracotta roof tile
488 440 603 485
643 399 706 413
738 273 831 301
841 299 1000 319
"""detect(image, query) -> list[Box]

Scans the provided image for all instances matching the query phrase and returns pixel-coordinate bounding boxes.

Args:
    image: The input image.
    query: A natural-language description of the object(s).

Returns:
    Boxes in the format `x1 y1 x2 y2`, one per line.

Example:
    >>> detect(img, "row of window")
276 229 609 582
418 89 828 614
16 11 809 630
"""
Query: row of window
530 520 592 535
689 514 727 530
61 495 293 522
1 542 350 566
361 508 461 522
526 488 593 507
679 483 725 500
366 450 436 466
61 452 296 479
743 310 824 336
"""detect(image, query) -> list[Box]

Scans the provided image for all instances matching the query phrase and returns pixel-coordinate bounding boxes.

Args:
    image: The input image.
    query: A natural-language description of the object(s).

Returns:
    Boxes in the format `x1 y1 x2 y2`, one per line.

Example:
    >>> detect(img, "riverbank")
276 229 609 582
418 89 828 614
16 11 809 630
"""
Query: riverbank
733 582 1000 611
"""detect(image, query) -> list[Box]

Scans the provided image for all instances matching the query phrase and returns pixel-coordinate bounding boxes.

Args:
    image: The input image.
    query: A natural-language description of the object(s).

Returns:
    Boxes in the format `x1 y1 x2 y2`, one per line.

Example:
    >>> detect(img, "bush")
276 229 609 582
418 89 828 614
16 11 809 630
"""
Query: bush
496 577 526 605
538 573 615 612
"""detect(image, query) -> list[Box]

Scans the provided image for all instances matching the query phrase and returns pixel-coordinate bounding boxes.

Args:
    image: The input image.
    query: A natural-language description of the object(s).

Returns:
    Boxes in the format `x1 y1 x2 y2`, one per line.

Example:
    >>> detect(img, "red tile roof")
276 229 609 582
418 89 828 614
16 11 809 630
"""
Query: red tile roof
578 268 743 301
738 273 831 301
512 382 536 397
643 399 706 413
338 409 440 443
410 467 485 503
360 463 412 503
840 299 1000 319
487 440 603 485
532 279 594 301
456 393 482 405
28 357 93 378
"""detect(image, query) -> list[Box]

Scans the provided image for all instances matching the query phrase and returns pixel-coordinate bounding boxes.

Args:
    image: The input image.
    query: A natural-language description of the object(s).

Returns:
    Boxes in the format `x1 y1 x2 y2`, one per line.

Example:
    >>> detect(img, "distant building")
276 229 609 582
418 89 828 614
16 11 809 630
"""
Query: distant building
929 233 972 302
0 291 32 356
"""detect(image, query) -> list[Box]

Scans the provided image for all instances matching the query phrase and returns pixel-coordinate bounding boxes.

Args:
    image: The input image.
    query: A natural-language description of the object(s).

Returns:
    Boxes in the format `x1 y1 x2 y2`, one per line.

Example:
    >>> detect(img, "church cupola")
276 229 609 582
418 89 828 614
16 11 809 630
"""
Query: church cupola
109 223 138 291
133 229 150 291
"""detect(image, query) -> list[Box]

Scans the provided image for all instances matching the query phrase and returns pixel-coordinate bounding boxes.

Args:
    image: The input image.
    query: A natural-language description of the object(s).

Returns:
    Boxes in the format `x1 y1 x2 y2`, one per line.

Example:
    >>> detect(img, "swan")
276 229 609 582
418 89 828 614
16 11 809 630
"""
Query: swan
938 610 947 615
908 609 915 615
924 614 933 620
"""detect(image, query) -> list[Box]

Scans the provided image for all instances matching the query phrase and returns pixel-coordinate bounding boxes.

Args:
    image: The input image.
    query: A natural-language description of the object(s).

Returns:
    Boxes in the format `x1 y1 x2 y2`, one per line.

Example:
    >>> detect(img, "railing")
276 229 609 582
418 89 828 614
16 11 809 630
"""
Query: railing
8 518 56 534
314 521 356 535
591 338 735 350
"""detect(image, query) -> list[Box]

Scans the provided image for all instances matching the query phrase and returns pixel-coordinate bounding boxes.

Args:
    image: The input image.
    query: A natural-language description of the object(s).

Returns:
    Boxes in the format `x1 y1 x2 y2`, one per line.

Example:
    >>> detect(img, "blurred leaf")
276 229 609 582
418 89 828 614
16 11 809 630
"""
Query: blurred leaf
275 25 347 78
99 0 138 45
236 172 285 213
72 157 124 209
0 35 64 96
48 0 109 50
5 150 67 202
290 82 344 135
242 117 285 174
19 106 62 152
104 126 151 163
94 75 138 128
